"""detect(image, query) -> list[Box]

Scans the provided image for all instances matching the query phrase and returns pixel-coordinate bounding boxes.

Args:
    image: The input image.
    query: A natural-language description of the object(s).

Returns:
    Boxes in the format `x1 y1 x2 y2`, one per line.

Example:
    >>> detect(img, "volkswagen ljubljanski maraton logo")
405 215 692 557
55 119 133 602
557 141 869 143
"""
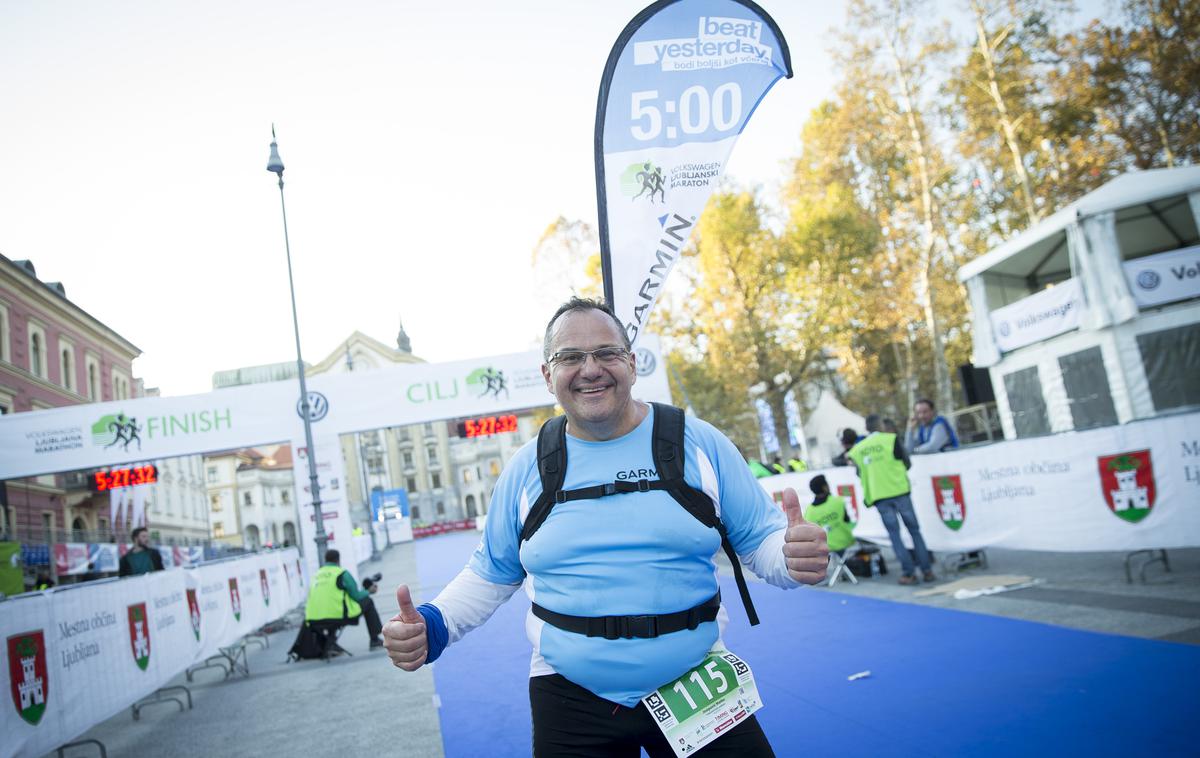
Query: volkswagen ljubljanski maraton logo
1136 270 1161 290
296 392 328 422
634 348 656 376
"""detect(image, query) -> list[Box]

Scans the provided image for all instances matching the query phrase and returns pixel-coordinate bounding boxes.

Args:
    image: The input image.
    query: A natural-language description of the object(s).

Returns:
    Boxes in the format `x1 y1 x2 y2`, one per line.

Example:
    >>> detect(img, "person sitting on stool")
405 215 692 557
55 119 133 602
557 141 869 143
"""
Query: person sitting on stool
304 549 384 651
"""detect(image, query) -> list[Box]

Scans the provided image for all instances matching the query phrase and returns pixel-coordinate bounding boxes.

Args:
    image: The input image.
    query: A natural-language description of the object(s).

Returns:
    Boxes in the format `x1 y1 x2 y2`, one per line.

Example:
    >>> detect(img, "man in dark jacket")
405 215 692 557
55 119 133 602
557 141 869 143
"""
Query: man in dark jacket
118 527 164 576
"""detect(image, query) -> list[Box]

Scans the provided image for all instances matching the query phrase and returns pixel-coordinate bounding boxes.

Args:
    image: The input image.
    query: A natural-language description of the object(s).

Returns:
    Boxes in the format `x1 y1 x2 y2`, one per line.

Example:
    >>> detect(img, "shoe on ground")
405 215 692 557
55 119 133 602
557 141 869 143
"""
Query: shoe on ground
897 575 918 586
369 638 384 649
923 571 937 582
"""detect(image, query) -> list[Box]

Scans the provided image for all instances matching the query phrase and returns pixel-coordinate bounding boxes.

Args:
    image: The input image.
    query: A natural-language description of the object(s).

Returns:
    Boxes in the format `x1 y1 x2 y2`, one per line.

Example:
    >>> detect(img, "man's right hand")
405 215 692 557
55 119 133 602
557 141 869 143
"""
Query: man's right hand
384 585 427 671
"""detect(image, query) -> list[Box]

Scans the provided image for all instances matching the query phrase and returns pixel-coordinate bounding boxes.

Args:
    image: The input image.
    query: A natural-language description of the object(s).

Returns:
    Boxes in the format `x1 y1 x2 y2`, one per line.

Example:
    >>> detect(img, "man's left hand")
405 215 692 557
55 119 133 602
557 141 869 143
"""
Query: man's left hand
781 488 829 585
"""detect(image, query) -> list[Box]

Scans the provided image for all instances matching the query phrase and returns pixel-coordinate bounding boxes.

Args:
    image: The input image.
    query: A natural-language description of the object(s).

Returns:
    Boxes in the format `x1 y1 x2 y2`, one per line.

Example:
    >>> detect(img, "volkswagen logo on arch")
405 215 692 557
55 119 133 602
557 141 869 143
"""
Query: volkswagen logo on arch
296 392 329 422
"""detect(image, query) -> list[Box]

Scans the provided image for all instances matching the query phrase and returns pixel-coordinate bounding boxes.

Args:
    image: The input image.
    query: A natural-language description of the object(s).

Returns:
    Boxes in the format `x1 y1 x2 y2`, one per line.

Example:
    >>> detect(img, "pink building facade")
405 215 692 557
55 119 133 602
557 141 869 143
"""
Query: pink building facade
0 254 141 547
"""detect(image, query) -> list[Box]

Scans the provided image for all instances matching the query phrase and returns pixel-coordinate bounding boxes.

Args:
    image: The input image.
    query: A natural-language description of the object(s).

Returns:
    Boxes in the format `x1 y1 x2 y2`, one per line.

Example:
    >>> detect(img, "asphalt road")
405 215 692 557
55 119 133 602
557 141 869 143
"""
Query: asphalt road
53 536 1200 757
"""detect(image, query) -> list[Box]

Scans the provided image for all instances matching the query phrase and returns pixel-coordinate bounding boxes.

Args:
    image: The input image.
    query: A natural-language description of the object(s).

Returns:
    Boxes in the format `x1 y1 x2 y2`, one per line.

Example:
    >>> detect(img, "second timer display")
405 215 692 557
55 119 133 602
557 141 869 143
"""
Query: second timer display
456 415 518 438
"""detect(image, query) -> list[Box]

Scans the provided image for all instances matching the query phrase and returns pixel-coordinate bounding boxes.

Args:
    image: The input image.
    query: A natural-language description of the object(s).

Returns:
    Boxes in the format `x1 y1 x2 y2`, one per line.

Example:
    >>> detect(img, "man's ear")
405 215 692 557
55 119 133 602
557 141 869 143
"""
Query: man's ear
541 363 553 392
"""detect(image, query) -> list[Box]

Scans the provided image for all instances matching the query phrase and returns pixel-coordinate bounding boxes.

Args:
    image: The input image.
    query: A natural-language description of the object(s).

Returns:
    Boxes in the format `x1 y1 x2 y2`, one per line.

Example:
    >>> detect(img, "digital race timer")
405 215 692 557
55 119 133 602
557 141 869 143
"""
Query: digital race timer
455 415 518 439
90 464 158 491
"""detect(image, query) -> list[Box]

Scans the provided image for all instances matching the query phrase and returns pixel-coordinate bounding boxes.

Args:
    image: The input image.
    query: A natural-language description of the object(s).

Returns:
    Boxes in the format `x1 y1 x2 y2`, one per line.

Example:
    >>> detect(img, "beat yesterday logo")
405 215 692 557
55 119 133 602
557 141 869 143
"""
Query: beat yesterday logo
931 475 967 531
8 631 48 726
633 16 774 71
1098 450 1156 523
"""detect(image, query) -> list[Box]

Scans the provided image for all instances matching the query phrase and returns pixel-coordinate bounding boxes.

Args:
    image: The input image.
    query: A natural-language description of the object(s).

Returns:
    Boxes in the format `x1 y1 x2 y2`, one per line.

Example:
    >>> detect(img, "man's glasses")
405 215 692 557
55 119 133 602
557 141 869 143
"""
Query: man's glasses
548 347 631 368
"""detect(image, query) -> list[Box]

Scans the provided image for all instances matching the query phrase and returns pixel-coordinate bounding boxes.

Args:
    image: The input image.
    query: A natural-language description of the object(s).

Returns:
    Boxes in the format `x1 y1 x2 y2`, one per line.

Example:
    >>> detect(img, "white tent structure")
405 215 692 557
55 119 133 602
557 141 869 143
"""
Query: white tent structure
801 391 865 468
958 167 1200 440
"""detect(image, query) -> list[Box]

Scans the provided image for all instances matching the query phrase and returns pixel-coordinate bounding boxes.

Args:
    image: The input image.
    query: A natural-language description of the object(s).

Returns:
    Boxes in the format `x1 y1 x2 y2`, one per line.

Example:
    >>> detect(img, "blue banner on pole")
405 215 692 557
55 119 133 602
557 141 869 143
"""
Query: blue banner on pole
596 0 791 344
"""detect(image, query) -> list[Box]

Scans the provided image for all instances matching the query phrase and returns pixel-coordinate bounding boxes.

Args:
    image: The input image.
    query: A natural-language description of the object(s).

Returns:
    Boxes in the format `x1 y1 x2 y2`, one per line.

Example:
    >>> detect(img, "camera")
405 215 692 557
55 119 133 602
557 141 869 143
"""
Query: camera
361 572 383 591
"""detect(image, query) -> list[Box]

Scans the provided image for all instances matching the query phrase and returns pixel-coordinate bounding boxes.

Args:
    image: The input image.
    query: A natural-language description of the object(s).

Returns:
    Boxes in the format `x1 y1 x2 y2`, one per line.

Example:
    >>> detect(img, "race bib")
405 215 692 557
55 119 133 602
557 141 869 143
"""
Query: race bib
640 649 762 756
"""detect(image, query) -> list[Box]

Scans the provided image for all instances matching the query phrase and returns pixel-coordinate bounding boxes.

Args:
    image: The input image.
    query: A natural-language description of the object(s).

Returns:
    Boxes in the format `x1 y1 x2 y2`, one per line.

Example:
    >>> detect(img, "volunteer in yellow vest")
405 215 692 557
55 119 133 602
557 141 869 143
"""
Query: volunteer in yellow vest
803 475 854 553
847 414 936 585
305 549 384 649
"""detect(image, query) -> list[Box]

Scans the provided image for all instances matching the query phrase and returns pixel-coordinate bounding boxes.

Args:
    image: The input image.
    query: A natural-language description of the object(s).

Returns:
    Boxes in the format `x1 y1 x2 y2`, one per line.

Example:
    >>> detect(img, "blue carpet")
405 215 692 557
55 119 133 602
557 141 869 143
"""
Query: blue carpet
417 532 1200 757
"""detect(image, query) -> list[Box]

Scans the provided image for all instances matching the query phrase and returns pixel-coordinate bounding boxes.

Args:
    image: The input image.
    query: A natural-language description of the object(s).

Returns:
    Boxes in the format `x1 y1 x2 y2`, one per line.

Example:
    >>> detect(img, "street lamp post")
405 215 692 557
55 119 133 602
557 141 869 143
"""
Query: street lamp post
266 127 327 560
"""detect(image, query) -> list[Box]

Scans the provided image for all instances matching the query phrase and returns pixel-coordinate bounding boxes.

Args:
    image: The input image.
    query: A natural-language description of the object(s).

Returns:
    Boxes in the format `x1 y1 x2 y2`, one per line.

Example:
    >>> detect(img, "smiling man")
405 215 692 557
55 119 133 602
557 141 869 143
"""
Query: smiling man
384 297 829 756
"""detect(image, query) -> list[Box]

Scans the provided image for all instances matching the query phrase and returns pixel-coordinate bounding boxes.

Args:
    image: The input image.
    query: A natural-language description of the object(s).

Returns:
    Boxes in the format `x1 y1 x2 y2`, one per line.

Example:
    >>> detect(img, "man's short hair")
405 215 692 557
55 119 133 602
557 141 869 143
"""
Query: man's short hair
865 414 882 432
809 474 828 495
543 297 631 361
130 526 148 541
840 428 858 446
324 549 340 564
915 398 935 411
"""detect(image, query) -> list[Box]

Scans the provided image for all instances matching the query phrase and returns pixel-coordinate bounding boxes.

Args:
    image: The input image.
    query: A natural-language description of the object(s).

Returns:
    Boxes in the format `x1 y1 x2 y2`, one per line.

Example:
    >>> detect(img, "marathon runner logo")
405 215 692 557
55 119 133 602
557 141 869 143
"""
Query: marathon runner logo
466 367 508 400
229 578 242 621
619 161 666 204
1098 450 1155 523
932 475 966 531
128 603 151 671
187 588 202 641
259 569 270 606
92 412 142 451
8 631 48 725
836 484 859 523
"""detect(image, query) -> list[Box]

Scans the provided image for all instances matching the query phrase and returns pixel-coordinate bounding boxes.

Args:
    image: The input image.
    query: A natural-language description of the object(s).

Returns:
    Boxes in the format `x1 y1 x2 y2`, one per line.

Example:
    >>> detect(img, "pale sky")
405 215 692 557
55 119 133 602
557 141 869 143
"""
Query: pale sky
0 0 1105 397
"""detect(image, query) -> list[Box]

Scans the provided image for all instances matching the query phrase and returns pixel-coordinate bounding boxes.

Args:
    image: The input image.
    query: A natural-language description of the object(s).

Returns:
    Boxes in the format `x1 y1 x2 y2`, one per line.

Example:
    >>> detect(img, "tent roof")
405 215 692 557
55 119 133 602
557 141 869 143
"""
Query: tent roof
958 166 1200 282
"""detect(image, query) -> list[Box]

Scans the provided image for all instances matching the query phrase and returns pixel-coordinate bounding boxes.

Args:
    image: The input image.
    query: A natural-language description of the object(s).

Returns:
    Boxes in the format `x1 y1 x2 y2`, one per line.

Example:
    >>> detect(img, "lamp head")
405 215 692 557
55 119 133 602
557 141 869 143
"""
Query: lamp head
267 140 284 176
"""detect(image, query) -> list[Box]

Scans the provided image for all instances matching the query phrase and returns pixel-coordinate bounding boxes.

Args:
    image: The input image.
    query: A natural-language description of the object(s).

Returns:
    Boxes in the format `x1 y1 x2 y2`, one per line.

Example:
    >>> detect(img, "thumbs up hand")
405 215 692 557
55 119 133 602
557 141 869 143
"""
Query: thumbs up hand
384 585 428 671
781 488 829 585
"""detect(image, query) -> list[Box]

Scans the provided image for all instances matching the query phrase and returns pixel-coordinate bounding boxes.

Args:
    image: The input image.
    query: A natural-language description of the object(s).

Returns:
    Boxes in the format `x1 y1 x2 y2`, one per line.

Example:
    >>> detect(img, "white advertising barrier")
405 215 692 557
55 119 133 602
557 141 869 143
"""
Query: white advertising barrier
757 412 1200 553
990 278 1083 353
1 548 301 758
0 336 674 481
1123 244 1200 309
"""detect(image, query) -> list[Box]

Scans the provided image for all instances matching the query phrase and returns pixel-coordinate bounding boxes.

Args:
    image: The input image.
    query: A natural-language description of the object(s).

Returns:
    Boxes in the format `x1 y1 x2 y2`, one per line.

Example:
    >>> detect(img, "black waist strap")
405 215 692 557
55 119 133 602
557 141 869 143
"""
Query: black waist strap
531 592 721 640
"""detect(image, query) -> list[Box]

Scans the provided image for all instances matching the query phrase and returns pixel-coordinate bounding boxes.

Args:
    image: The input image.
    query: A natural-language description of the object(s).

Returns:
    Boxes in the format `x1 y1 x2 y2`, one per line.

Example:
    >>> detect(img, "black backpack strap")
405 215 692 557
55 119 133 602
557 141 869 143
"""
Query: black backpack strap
650 403 760 626
519 414 568 543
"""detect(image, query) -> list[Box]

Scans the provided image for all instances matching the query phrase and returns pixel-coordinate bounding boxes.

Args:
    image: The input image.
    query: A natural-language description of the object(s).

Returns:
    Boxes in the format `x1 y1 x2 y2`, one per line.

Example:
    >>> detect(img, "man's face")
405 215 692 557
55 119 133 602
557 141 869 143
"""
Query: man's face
135 530 150 548
913 402 934 425
541 309 636 437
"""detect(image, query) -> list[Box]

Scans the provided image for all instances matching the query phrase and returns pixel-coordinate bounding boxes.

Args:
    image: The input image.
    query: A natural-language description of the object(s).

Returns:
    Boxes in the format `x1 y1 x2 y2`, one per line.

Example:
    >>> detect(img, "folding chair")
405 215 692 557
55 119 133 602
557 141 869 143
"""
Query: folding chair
827 548 858 587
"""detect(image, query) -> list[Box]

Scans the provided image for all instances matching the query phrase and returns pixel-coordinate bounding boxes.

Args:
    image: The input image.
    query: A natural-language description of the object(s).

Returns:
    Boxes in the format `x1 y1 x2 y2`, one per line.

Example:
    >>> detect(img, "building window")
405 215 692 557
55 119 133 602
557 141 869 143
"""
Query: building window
206 466 218 483
28 326 46 378
463 468 473 484
427 446 439 465
59 338 75 392
1003 366 1050 438
281 490 290 505
431 472 441 489
1138 323 1200 413
436 501 445 516
86 355 99 399
243 492 253 506
411 505 421 521
213 522 225 538
489 460 501 476
0 301 9 362
211 495 222 512
1058 347 1118 431
403 451 414 467
406 476 417 493
42 512 54 541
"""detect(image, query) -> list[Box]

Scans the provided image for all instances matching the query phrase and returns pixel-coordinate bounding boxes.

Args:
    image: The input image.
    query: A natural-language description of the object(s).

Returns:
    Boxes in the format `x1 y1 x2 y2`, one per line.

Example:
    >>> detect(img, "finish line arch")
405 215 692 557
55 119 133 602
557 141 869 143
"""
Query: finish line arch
0 338 673 575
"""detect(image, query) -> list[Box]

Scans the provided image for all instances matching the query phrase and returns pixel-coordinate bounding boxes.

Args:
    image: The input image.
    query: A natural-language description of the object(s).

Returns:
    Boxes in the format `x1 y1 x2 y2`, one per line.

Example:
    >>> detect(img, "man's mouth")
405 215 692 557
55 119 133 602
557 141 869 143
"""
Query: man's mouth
576 385 610 395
